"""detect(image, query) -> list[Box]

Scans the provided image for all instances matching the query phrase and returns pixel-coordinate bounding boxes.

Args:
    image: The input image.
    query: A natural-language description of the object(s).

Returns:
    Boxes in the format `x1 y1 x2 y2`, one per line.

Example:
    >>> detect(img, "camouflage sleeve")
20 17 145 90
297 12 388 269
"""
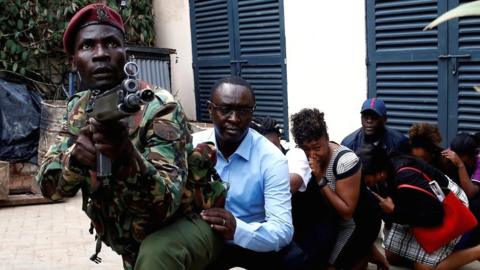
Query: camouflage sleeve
35 93 90 201
126 88 192 222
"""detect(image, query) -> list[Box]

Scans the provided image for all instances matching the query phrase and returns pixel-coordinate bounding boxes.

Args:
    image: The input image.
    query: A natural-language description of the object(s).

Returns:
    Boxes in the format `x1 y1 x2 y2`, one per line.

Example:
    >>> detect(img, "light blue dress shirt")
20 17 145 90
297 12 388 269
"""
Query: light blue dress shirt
193 128 293 252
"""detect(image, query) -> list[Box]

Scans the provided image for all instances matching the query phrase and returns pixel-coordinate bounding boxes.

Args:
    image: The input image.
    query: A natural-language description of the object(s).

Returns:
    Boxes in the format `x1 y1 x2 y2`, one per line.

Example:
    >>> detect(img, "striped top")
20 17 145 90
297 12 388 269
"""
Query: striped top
325 144 361 264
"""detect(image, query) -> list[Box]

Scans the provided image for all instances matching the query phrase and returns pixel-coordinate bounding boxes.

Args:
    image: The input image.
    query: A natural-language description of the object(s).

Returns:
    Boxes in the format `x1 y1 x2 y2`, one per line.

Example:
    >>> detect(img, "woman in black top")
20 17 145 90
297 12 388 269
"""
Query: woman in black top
357 144 480 270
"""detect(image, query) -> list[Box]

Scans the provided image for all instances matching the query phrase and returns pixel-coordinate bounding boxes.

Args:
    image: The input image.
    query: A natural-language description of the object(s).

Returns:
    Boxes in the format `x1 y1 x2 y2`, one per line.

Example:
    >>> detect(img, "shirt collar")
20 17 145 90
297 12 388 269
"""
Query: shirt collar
214 128 253 161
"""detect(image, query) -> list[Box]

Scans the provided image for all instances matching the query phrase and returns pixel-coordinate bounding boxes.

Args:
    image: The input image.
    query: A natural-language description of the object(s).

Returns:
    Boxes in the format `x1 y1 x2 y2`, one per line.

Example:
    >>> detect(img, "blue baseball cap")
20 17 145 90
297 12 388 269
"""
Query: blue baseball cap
361 98 387 117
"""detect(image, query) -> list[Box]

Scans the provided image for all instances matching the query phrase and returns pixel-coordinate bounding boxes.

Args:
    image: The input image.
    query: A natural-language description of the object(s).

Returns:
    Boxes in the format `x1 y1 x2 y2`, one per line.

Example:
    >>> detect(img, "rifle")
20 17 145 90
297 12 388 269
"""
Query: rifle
86 62 154 181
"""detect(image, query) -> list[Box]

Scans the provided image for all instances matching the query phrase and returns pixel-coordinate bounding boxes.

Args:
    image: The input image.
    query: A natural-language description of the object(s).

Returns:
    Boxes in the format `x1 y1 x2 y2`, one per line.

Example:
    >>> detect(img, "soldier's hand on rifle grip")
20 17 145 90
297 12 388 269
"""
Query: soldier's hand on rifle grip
89 118 134 164
72 125 96 169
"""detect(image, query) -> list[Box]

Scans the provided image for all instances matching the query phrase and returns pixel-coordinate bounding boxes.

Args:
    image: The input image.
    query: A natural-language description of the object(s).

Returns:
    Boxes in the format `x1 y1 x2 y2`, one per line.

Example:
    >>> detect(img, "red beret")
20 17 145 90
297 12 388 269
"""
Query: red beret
63 3 125 55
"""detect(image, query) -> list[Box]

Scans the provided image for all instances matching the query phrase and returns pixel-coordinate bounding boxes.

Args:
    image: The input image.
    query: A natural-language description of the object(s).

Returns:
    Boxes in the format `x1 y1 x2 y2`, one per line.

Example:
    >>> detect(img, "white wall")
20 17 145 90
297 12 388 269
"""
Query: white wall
283 1 367 142
153 1 368 138
153 0 197 120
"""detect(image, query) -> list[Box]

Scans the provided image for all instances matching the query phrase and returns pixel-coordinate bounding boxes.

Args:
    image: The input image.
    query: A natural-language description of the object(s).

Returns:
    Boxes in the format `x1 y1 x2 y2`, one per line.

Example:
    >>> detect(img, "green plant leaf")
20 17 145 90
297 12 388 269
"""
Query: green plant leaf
425 0 480 30
5 39 14 50
9 42 17 54
21 51 28 61
17 19 24 30
0 0 155 97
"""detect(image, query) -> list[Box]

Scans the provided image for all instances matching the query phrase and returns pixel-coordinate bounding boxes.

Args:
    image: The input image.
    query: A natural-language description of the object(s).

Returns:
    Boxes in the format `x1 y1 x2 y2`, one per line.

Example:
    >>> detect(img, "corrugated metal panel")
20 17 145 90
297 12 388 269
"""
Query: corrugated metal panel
126 47 174 91
376 61 439 133
132 58 171 91
457 61 480 133
375 0 438 52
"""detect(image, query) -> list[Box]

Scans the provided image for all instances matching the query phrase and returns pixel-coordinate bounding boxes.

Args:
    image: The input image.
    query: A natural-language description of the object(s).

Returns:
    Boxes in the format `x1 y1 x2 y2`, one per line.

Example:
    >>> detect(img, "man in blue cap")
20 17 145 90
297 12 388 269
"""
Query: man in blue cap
341 97 409 153
341 98 408 269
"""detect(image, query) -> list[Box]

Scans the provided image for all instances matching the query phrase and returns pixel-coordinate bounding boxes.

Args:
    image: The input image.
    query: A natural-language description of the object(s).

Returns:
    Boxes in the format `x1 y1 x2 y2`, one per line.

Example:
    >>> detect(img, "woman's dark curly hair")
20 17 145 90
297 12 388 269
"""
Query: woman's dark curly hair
408 122 443 156
290 108 328 146
408 122 442 147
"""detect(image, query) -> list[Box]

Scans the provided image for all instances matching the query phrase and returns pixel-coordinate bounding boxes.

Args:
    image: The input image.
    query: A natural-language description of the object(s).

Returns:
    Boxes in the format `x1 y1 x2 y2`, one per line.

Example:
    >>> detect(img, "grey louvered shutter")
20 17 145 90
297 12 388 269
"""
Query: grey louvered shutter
236 0 288 133
450 0 480 138
190 0 233 122
367 0 480 144
190 0 288 136
366 0 449 135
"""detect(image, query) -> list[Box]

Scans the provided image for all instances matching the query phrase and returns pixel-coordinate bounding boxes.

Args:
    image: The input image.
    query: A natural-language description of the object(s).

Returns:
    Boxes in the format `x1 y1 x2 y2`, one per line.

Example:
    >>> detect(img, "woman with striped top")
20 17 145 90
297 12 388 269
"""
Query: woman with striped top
290 108 381 270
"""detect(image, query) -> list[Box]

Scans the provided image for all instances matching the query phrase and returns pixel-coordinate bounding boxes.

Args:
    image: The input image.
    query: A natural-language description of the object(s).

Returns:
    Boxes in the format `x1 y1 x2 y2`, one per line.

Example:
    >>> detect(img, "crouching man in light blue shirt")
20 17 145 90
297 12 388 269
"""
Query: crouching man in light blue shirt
194 76 307 270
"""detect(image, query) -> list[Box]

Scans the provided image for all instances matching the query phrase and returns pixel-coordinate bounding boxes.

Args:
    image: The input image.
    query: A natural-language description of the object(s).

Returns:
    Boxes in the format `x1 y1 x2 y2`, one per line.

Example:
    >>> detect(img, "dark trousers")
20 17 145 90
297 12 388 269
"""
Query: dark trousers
206 241 310 270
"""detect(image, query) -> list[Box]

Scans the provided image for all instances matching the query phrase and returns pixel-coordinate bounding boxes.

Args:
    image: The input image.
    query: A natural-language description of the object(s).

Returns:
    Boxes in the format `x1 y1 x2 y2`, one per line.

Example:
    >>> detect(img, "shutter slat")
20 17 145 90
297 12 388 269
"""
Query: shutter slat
375 0 438 51
377 31 436 39
376 38 437 46
458 5 480 50
377 74 437 80
376 6 437 17
376 13 436 24
238 28 279 35
239 9 278 17
238 0 277 10
376 22 435 31
192 0 287 132
238 0 281 58
377 65 437 72
375 0 436 9
377 82 437 88
195 0 226 9
456 60 480 133
242 63 285 129
375 61 438 132
197 65 232 122
194 0 229 59
371 89 437 95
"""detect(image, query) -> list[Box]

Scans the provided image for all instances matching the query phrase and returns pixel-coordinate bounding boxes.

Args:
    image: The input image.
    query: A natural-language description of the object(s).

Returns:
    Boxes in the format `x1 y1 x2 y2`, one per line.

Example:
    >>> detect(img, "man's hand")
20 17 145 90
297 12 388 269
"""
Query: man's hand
200 208 236 240
72 125 96 169
89 118 134 163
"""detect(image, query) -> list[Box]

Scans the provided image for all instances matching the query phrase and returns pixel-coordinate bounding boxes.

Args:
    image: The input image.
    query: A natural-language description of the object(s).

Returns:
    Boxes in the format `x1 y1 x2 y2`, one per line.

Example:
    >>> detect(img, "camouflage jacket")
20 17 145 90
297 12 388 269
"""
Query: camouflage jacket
35 82 194 266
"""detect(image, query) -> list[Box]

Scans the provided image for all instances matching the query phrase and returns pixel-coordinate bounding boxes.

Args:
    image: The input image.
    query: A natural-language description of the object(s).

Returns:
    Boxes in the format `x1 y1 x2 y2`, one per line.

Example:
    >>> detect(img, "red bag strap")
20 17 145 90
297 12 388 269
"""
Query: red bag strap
397 184 436 199
397 166 433 182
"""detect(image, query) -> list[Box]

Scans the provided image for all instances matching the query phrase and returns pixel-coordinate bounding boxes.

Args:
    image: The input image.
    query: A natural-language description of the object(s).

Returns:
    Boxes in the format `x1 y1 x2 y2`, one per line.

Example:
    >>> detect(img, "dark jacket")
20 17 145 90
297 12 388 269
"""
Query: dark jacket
341 127 409 153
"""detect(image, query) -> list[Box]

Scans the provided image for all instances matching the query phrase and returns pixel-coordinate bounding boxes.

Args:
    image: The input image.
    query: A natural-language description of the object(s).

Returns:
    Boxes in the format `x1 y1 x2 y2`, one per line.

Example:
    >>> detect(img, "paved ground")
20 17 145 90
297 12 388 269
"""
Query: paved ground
0 194 122 270
0 194 479 270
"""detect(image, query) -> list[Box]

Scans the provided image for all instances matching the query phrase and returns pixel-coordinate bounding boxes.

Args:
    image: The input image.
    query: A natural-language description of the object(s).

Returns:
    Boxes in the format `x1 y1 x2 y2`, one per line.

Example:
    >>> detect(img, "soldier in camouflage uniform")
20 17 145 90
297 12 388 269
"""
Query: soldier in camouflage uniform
36 3 223 270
